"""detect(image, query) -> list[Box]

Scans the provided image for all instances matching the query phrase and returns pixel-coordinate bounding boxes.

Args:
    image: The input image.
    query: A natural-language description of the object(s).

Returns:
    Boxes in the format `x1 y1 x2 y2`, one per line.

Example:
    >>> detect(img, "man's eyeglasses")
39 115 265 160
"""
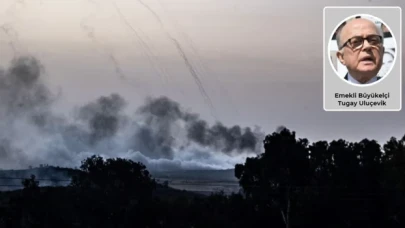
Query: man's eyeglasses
339 35 383 50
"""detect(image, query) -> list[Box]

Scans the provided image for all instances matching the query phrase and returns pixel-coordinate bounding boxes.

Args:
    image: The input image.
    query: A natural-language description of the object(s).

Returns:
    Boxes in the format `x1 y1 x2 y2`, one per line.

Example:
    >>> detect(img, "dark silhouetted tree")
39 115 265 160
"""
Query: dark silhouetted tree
235 128 310 228
22 174 39 190
71 155 156 198
382 136 405 226
1 129 405 228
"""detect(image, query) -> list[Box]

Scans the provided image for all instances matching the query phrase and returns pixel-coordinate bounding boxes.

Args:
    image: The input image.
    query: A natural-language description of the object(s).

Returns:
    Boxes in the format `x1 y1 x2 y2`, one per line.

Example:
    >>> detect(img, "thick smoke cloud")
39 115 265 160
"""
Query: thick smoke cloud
0 56 59 169
0 56 53 118
130 96 182 159
77 93 127 145
0 56 265 171
0 139 29 169
187 121 259 153
135 96 263 156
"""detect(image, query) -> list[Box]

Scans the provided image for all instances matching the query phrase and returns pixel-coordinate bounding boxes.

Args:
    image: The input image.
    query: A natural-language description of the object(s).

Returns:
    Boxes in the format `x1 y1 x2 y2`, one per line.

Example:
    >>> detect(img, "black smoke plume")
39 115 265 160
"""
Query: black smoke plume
134 96 263 155
0 56 53 117
0 56 265 171
77 93 127 145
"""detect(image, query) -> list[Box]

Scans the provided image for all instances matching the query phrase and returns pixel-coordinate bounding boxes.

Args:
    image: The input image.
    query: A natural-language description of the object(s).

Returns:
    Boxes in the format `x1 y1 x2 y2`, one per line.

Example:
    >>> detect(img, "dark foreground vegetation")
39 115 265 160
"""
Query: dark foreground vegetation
0 128 404 227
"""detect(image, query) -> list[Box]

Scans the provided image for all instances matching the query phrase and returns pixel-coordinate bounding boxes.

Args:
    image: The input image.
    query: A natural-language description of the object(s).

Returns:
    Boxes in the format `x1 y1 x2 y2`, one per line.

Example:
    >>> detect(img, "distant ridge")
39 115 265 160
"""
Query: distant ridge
0 166 237 184
150 169 237 182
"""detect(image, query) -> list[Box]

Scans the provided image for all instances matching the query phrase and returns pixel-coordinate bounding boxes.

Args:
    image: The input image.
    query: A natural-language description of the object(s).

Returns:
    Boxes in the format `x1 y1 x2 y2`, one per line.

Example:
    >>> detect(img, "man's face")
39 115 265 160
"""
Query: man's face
337 19 384 81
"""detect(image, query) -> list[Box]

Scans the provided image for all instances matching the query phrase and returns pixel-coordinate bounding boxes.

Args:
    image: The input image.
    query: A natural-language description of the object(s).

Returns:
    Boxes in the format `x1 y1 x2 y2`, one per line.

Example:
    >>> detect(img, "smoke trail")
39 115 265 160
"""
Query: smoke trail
0 23 19 57
111 0 171 87
79 0 145 94
169 37 218 120
155 0 240 118
107 53 141 89
133 0 218 120
137 0 164 26
0 2 54 83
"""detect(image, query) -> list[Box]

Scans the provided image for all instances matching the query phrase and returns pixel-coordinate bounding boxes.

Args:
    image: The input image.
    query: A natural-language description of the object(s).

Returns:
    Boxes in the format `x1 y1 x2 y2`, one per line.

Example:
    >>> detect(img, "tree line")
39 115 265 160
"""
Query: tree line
0 128 404 227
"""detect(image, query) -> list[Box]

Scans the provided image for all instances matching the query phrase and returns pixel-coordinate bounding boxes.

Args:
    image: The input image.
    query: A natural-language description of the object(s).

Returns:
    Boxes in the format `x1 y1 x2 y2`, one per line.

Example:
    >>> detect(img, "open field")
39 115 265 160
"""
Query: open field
156 178 241 195
152 169 241 195
1 167 242 195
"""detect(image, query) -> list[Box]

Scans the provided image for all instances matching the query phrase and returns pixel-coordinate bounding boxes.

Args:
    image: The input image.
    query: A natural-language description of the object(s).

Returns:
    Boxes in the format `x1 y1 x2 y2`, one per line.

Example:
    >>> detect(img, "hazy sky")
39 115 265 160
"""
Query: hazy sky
0 0 404 144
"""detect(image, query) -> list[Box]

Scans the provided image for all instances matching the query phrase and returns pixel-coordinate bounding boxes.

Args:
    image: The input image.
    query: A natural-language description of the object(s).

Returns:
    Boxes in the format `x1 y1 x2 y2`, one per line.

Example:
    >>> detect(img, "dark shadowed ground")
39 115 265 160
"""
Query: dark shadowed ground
0 166 240 195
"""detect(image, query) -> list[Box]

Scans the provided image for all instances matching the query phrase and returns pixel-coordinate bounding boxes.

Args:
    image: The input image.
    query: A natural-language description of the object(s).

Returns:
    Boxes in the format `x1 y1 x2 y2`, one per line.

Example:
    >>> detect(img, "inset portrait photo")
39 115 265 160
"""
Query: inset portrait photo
328 14 397 86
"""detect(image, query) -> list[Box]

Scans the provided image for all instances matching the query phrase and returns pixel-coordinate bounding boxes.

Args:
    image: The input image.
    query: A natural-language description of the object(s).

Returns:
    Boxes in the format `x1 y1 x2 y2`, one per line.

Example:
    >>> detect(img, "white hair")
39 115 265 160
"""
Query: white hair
336 17 384 49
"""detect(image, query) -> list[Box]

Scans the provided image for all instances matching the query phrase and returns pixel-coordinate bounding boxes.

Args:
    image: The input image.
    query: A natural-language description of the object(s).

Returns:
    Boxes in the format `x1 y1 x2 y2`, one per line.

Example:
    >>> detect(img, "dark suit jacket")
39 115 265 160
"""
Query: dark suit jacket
344 73 381 82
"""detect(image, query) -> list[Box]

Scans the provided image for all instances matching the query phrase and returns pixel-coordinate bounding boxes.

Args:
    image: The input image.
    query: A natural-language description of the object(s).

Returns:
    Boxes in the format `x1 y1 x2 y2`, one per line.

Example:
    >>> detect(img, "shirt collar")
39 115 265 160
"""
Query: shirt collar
347 73 378 84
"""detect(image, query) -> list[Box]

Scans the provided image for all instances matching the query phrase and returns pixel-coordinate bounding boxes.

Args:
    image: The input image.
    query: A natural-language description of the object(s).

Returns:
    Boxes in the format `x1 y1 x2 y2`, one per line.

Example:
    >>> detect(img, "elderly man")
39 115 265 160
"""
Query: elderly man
336 17 385 84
